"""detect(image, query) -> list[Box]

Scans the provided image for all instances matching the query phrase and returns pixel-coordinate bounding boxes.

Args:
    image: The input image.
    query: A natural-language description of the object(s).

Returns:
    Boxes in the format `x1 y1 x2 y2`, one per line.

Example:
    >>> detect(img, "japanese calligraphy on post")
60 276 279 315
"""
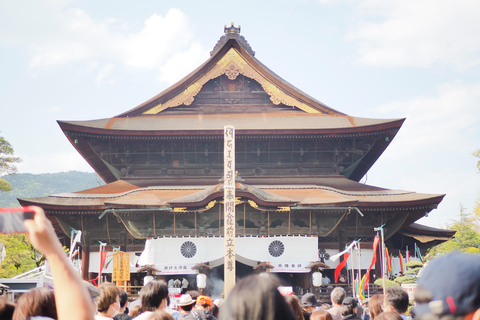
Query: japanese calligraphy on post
224 125 236 295
112 251 130 282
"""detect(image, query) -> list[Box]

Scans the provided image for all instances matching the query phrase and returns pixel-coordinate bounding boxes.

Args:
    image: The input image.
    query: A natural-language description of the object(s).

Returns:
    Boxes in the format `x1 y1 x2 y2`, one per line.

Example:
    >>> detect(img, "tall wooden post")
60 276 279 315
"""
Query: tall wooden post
374 226 386 295
224 125 236 295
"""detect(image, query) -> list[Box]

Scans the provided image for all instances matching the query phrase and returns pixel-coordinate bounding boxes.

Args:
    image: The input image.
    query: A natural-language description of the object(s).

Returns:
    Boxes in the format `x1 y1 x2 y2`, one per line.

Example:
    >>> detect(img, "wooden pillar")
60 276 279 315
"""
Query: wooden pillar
119 231 127 252
81 244 90 281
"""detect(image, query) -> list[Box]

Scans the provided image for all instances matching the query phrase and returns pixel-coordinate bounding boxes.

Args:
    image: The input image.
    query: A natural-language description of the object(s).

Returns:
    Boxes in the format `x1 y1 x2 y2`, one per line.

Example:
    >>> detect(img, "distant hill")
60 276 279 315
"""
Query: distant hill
0 171 105 207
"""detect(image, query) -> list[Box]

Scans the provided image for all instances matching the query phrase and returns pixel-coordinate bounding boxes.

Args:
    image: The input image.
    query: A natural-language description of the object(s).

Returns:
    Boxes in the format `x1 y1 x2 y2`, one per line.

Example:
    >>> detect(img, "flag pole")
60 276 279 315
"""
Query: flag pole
350 246 355 297
374 226 386 295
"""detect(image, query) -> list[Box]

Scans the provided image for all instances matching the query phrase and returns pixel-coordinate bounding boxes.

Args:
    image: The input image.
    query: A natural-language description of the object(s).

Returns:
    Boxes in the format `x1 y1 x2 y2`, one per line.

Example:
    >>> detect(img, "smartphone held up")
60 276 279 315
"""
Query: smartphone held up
0 206 36 234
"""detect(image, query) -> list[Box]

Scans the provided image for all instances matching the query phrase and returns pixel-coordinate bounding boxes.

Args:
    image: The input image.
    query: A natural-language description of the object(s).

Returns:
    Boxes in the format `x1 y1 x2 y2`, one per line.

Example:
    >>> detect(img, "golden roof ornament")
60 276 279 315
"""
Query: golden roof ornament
224 22 241 35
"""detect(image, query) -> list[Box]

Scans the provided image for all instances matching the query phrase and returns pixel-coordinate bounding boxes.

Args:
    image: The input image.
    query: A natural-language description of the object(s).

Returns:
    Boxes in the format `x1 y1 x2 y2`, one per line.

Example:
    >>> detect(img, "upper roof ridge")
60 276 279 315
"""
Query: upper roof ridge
210 22 255 56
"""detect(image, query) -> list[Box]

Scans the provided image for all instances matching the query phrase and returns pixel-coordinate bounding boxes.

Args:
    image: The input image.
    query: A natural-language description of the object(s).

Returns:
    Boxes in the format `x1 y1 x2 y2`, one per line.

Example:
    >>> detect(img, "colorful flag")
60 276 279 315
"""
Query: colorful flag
416 244 424 264
70 249 79 260
335 253 350 283
363 236 379 292
399 252 404 273
330 240 358 261
385 247 392 277
359 274 367 299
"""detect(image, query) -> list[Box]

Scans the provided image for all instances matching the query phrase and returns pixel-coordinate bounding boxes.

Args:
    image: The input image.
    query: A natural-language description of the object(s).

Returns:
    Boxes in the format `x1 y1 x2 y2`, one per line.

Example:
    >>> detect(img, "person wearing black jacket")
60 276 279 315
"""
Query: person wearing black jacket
341 297 362 320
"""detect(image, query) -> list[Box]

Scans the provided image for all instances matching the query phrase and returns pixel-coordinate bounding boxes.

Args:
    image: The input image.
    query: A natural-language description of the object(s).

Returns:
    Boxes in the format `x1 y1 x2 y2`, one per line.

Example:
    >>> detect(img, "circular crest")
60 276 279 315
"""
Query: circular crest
318 248 330 261
180 241 197 258
268 240 285 257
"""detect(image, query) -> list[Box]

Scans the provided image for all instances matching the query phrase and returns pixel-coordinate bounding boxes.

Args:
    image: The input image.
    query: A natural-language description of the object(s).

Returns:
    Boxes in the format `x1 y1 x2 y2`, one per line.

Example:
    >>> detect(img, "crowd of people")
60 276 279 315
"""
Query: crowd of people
1 206 480 320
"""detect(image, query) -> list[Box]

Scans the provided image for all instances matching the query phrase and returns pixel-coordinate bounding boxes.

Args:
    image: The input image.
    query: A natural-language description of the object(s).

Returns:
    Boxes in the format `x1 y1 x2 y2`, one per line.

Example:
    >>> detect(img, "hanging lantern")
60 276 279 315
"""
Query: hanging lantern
312 271 323 287
197 273 207 289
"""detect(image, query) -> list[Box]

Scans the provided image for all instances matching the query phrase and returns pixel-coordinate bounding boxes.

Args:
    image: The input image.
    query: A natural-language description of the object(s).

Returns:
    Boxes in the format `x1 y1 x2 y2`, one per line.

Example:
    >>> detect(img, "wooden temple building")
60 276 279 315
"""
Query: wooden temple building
19 25 454 290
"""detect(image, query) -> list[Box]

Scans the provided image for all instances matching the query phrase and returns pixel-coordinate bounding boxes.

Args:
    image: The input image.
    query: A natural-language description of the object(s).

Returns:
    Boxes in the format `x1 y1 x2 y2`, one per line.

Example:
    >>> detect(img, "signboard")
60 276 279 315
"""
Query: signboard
224 125 236 295
278 286 293 296
159 264 197 275
269 262 313 273
168 288 182 308
401 283 417 301
112 251 130 282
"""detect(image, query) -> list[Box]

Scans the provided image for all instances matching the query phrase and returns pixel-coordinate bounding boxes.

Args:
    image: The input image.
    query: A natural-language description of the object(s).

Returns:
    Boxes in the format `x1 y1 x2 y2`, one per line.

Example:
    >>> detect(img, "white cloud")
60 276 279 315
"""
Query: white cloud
0 2 203 85
375 80 480 160
122 9 194 69
158 42 210 85
366 80 480 227
96 64 115 87
347 0 480 70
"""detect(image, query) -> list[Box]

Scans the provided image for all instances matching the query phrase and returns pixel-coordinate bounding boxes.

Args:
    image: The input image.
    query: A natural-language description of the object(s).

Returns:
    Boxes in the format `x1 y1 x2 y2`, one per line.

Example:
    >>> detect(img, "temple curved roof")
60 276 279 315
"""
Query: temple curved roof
58 114 404 135
18 176 444 216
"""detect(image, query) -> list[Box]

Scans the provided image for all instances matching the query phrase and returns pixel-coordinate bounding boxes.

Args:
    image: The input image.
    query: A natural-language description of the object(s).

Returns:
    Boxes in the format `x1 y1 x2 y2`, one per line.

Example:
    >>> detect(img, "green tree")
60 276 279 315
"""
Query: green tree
428 206 480 256
0 234 39 278
0 133 21 192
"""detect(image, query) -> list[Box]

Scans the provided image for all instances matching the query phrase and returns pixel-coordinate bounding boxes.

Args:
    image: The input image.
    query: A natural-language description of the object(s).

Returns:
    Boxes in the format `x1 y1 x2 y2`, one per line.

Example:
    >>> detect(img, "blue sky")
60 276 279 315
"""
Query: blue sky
1 0 479 228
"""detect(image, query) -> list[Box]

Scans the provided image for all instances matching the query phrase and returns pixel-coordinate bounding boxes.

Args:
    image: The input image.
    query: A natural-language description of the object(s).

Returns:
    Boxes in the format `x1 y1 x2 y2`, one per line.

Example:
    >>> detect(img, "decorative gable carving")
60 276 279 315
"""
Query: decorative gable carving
143 48 323 115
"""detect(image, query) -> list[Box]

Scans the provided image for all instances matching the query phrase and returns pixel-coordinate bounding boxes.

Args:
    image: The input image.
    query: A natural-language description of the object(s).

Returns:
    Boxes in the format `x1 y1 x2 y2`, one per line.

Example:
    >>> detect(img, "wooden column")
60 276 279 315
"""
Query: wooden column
119 231 127 252
81 243 90 281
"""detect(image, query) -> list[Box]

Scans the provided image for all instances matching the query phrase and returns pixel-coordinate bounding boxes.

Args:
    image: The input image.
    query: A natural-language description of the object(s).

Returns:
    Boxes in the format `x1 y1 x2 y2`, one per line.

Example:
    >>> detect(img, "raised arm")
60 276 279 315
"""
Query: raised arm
23 206 94 320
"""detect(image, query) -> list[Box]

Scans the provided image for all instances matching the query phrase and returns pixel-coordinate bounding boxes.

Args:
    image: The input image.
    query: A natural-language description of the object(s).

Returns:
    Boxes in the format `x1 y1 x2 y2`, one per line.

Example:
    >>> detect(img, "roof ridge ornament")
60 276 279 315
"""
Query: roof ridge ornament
211 23 255 57
224 22 241 35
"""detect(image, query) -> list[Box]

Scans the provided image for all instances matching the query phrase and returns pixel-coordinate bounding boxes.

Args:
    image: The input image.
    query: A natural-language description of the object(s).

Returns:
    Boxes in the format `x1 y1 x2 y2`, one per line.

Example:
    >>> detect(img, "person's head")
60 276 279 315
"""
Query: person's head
219 274 297 320
140 280 169 312
186 290 200 301
211 299 223 318
178 294 196 312
129 305 142 317
284 295 304 320
0 296 15 320
118 290 128 309
320 303 331 311
301 293 320 313
12 287 57 320
375 312 402 320
83 280 101 302
196 295 213 311
147 310 175 320
311 309 334 320
368 294 384 320
384 286 409 314
341 297 358 317
414 253 480 320
97 282 121 317
330 287 346 305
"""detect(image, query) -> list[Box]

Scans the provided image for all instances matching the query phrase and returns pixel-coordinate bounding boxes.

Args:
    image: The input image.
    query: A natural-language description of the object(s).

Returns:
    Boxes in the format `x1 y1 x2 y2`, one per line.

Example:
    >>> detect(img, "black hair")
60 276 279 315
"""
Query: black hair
218 274 297 320
385 286 409 313
119 290 128 308
140 281 168 312
180 303 195 312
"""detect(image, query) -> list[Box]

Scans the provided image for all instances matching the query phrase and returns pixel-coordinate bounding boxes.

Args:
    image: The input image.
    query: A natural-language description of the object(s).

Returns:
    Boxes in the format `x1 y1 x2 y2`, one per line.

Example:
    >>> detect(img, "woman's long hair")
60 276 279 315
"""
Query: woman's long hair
219 274 297 320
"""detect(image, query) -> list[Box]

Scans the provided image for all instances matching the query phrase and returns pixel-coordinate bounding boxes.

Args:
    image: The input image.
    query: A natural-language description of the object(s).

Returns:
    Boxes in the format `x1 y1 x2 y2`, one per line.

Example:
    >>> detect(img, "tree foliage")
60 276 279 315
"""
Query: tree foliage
428 206 480 256
374 278 398 288
0 133 21 192
428 149 480 256
0 171 102 277
0 234 39 278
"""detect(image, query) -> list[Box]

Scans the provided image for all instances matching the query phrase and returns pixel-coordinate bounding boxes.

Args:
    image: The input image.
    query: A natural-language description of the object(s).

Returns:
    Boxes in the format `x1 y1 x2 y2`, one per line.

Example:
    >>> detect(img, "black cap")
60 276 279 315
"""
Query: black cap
415 253 480 317
301 293 320 307
342 297 358 308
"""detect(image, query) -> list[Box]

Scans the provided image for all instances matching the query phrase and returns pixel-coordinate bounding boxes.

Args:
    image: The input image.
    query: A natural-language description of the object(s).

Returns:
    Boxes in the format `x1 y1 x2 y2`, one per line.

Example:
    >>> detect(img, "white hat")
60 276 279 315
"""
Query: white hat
177 294 196 307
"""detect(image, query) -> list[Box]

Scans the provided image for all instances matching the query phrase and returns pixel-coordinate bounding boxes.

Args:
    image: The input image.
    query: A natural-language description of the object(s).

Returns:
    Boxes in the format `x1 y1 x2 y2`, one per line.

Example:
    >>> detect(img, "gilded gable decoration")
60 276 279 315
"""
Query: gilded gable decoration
143 47 321 114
